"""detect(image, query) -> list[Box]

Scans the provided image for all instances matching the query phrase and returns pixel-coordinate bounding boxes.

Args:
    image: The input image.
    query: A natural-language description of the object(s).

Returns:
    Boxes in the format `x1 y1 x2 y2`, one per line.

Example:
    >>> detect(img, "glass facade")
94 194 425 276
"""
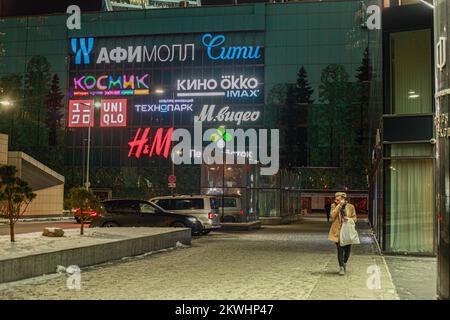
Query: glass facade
367 3 435 254
0 1 373 220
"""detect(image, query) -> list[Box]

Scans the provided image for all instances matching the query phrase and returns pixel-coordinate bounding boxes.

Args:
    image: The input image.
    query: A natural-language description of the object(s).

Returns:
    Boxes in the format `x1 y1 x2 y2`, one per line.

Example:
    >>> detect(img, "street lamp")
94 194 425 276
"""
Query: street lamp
0 99 13 107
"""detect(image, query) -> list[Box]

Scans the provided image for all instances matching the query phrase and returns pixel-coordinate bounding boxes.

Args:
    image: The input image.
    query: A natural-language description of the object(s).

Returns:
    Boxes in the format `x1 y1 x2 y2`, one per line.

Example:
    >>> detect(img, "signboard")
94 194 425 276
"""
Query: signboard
100 99 127 127
168 175 176 188
68 100 94 128
68 31 265 162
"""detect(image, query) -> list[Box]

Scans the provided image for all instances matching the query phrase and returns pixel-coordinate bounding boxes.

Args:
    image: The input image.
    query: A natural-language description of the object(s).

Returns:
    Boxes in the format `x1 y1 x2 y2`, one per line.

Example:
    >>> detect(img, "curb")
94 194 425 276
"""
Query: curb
0 217 74 223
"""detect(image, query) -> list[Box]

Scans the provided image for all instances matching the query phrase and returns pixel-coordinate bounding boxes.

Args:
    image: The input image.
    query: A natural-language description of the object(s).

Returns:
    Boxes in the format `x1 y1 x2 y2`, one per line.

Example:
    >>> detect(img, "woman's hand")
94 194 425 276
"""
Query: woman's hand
343 216 349 222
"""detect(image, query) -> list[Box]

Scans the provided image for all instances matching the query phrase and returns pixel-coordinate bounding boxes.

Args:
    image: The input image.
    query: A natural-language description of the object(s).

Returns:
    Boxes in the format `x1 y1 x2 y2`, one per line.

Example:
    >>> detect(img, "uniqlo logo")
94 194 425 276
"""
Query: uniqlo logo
68 100 94 127
100 99 127 127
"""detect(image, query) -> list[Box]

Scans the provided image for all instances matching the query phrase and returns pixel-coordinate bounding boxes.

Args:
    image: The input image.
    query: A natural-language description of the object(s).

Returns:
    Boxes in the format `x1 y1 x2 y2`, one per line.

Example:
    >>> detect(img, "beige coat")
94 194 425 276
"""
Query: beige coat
327 202 357 243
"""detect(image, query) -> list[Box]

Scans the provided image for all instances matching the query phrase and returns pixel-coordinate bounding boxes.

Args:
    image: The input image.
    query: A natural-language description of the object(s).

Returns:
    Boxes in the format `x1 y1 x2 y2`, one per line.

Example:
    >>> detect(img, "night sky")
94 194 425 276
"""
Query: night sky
0 0 103 17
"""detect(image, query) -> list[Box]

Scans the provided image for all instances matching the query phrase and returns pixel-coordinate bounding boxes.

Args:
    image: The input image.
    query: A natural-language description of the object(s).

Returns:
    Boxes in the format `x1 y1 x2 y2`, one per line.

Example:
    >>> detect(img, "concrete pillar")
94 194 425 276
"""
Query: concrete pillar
434 0 450 300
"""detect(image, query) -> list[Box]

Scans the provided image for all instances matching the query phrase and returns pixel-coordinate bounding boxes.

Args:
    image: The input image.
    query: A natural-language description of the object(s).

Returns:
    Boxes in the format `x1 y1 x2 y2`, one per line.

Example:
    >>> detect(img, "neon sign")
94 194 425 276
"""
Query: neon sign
202 33 262 61
71 38 94 65
100 99 127 127
68 100 94 127
176 75 261 99
127 121 279 175
195 105 260 125
134 99 194 113
68 99 128 128
128 127 174 159
72 74 150 96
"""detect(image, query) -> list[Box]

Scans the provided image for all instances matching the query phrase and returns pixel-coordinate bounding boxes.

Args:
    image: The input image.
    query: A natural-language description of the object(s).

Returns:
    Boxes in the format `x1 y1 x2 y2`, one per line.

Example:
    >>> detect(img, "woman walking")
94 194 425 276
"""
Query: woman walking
328 192 357 275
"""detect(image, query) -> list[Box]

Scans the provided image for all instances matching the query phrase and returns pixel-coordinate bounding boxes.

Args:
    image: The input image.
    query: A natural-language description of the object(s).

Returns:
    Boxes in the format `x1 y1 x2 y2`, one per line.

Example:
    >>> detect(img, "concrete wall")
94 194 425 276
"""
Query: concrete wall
1 135 65 216
0 134 8 165
24 184 64 216
0 228 191 284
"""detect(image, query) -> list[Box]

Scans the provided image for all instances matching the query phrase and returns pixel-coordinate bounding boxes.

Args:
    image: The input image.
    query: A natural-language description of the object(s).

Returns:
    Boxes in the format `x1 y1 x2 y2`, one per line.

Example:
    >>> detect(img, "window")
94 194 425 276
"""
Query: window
384 144 434 253
154 199 172 210
210 197 218 210
222 197 237 208
390 29 432 114
104 201 139 214
140 203 156 214
174 199 204 210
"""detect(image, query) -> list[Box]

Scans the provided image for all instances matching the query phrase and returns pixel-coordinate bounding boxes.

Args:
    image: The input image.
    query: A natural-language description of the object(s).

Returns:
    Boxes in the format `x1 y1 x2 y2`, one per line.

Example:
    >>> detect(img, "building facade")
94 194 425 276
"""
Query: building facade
0 1 372 221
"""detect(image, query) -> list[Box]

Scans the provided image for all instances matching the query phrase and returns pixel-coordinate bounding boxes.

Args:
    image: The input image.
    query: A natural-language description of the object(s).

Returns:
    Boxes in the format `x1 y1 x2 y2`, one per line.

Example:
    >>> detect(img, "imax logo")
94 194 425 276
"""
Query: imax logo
71 38 94 65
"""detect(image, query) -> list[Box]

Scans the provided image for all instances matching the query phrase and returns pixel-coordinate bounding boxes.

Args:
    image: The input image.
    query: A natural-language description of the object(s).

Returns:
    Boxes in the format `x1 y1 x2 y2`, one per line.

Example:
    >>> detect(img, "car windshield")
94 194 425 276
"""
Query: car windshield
140 202 156 214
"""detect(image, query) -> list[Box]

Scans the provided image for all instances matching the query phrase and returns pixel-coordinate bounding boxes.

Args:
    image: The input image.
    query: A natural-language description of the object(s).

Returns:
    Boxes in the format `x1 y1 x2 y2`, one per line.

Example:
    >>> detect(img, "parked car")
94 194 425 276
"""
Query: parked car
72 208 101 223
90 199 203 235
150 195 221 234
219 195 245 223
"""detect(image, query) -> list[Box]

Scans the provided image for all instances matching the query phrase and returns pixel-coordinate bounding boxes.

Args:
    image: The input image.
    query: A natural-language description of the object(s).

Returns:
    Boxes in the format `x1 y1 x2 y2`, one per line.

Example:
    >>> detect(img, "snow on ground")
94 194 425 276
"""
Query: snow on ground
0 227 185 260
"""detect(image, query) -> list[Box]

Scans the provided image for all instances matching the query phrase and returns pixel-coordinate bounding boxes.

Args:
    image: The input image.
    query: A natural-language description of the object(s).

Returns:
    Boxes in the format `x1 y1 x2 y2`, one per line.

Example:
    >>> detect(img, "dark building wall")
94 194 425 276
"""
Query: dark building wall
0 2 371 201
0 0 103 17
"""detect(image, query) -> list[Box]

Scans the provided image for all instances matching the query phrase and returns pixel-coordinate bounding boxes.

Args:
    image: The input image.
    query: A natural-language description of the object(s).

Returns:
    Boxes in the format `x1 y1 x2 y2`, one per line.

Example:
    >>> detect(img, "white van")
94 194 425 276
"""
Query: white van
150 195 221 234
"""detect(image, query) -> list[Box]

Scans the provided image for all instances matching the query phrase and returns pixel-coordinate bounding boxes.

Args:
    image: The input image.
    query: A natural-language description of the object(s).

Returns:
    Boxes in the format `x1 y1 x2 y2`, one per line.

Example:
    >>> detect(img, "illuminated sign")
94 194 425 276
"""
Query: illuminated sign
134 99 194 113
127 121 279 175
176 75 261 99
100 99 127 127
72 74 150 96
202 33 262 61
128 127 174 159
71 38 94 65
96 44 195 64
68 100 94 127
195 105 261 125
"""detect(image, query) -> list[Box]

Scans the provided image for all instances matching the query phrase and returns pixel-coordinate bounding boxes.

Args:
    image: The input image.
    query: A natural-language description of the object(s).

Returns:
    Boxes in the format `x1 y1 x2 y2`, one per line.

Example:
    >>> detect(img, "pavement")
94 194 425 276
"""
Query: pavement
384 255 437 300
0 214 401 300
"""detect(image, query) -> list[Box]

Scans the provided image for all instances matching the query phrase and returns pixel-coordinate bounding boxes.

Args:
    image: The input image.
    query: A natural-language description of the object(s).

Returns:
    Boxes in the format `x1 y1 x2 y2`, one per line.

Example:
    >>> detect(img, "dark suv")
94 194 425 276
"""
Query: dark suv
90 199 203 235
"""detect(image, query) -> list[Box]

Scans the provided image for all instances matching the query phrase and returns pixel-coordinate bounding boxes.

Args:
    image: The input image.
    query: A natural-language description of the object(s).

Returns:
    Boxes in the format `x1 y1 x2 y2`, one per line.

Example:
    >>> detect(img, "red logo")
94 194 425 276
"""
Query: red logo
100 99 127 127
128 127 174 159
68 100 94 127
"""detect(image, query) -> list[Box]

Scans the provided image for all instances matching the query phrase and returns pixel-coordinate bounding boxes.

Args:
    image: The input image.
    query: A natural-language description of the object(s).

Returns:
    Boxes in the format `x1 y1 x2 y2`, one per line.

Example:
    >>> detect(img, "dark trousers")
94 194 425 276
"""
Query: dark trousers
336 243 351 267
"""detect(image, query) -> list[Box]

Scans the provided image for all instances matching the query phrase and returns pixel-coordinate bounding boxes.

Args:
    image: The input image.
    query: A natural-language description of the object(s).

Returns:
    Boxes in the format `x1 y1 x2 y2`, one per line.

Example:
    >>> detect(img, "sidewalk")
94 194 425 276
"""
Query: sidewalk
0 214 400 299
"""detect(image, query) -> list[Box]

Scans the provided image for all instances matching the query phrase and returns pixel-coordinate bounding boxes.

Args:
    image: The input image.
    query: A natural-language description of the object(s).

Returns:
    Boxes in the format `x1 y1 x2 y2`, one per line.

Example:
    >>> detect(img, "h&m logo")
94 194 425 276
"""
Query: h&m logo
71 37 94 65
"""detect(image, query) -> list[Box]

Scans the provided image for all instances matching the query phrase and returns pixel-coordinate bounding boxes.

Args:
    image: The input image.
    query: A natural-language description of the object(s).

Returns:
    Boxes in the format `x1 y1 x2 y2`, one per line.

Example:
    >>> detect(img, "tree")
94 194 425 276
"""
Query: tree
315 64 355 166
66 187 103 235
24 55 51 148
0 165 36 242
279 66 314 168
296 66 314 105
45 74 64 146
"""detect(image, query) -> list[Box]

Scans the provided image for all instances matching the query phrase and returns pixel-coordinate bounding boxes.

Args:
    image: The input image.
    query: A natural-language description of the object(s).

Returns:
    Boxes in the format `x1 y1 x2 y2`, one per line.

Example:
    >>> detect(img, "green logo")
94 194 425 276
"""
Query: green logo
210 125 232 149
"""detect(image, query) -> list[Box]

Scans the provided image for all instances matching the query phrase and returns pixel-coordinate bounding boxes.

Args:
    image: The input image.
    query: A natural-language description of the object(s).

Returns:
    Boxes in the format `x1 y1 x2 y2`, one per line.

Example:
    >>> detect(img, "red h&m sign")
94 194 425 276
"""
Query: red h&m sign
100 99 127 127
68 100 94 127
128 127 174 159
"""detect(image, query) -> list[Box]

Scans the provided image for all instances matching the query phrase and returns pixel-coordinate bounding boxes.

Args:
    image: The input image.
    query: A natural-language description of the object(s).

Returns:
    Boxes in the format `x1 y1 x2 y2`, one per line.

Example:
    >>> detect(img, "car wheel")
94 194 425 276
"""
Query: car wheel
171 221 187 228
102 221 119 228
202 229 211 235
75 217 81 224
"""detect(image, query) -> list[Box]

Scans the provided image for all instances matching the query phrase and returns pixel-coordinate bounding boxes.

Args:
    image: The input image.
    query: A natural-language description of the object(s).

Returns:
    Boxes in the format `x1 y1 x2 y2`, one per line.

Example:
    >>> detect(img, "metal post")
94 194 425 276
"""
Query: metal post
86 123 91 190
171 91 175 196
